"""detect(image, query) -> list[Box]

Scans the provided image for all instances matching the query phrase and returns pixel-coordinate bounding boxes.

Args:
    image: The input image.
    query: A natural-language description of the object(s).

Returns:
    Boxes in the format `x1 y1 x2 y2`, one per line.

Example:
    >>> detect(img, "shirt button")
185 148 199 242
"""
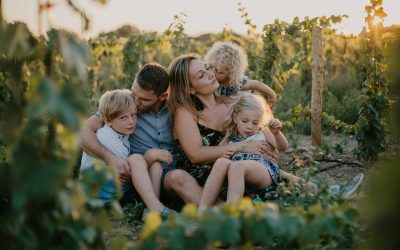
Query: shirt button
155 115 159 118
158 132 161 135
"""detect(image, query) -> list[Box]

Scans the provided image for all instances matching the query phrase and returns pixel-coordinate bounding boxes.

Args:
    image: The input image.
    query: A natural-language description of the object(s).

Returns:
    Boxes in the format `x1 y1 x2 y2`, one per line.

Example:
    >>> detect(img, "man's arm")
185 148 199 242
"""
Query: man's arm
79 115 131 180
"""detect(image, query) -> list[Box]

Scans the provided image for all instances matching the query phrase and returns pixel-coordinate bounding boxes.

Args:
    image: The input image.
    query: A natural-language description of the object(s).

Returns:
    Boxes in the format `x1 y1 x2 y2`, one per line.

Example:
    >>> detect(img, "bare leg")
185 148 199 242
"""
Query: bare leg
199 158 231 210
127 154 164 212
163 169 203 205
227 160 272 203
280 170 318 194
149 161 163 198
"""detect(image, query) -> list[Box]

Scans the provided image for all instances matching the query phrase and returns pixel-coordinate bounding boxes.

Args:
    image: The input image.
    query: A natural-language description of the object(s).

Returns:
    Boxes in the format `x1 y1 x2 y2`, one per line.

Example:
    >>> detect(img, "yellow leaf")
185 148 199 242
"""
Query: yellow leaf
141 212 161 239
182 203 198 219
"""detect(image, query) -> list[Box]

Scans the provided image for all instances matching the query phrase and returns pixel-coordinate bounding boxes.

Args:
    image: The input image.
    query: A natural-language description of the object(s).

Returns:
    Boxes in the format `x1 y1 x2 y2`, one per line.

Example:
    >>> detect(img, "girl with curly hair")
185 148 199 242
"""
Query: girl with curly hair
204 41 278 106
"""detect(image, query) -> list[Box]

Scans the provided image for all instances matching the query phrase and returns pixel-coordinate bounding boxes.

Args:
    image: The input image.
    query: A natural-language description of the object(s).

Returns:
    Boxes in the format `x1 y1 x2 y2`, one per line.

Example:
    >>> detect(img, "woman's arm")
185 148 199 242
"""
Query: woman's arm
174 107 266 164
241 79 277 107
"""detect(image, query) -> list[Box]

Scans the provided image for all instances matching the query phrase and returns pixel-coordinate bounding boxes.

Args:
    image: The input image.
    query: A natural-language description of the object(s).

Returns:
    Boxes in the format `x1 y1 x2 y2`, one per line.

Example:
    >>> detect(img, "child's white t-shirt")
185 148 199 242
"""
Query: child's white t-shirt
80 125 130 170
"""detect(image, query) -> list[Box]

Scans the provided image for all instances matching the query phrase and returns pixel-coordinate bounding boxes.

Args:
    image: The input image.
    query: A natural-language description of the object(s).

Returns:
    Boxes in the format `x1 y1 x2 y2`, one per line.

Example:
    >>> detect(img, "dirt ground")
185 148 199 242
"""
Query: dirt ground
103 132 366 248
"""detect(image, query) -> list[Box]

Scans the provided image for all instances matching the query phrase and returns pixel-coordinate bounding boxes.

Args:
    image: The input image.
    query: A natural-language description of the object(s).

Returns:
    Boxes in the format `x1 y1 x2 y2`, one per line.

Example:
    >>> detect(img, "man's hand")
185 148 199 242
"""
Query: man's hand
107 155 131 183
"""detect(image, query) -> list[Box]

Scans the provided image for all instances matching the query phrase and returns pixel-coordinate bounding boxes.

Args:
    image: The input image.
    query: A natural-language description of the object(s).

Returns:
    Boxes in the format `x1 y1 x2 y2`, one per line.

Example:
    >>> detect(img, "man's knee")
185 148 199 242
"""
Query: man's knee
164 169 196 190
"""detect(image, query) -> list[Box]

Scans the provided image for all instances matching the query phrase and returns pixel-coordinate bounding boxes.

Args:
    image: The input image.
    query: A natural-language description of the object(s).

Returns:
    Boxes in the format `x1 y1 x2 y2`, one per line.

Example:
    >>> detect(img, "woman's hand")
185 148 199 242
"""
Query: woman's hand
238 140 278 162
222 148 235 159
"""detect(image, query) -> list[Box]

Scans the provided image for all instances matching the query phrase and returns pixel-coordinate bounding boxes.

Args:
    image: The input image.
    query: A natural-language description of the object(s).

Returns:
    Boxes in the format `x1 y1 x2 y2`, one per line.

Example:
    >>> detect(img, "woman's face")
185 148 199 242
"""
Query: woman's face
188 59 219 95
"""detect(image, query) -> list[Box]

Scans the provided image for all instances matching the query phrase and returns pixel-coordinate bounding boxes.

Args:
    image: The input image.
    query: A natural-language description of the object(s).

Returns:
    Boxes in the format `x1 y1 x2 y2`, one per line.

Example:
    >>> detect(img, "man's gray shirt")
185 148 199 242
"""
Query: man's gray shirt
129 104 175 156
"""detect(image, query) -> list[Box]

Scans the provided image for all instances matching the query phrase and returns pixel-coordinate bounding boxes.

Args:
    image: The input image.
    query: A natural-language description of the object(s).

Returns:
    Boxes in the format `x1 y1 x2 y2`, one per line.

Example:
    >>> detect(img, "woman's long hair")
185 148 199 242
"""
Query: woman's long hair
168 54 230 122
220 92 273 144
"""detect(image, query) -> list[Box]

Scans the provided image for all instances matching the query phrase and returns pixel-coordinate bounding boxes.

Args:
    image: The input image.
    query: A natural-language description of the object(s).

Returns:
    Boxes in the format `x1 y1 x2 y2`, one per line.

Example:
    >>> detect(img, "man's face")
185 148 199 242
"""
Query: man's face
131 82 161 113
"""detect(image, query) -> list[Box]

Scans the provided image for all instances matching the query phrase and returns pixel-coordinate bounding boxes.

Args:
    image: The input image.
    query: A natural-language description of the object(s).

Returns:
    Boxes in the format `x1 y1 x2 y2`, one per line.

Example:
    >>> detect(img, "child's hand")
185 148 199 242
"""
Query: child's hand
222 149 235 159
268 118 282 135
155 149 173 165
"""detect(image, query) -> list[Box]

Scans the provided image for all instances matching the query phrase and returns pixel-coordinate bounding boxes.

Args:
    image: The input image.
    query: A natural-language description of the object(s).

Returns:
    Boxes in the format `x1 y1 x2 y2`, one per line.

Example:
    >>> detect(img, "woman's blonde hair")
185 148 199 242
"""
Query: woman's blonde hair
168 54 229 120
204 41 248 86
99 89 136 124
221 93 272 144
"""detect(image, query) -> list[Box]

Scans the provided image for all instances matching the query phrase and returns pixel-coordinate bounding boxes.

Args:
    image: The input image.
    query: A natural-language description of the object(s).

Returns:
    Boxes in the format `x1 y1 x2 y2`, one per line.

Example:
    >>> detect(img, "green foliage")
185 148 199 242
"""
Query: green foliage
132 199 358 250
361 27 400 250
1 1 397 249
354 0 391 161
122 32 162 83
164 13 191 55
0 17 122 249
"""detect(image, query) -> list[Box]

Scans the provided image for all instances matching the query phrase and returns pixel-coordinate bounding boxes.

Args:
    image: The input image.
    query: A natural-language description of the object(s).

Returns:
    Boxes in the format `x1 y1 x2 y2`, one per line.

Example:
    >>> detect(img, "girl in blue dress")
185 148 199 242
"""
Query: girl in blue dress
199 93 288 209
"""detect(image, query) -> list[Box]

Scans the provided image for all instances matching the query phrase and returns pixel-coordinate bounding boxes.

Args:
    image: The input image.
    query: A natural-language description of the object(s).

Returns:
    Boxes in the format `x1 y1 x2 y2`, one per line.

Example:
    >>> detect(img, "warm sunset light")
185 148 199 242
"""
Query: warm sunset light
3 0 400 38
1 0 399 249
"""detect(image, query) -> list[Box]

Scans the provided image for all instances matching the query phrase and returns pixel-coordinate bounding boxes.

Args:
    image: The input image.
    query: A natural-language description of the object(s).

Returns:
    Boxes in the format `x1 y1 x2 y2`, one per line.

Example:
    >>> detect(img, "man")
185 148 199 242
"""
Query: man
80 63 203 214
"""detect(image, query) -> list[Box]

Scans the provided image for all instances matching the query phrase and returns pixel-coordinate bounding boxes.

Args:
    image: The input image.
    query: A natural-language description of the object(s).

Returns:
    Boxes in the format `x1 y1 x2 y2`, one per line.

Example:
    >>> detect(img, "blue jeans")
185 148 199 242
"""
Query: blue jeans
98 181 134 202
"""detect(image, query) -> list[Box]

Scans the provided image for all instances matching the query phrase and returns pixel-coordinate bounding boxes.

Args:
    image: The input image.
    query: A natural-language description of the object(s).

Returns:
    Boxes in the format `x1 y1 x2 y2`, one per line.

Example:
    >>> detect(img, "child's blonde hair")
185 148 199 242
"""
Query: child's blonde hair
221 93 272 144
99 89 136 123
204 41 248 86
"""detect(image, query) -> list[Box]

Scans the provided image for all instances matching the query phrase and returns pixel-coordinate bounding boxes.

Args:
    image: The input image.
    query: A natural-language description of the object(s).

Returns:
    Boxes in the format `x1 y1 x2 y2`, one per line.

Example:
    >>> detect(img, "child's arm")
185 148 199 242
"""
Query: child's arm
267 118 288 151
144 148 173 166
240 78 278 107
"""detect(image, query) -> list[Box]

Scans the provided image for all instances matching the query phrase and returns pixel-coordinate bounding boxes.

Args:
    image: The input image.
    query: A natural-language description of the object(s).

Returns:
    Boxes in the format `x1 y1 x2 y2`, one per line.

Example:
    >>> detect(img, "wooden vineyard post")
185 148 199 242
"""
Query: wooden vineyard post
311 27 324 156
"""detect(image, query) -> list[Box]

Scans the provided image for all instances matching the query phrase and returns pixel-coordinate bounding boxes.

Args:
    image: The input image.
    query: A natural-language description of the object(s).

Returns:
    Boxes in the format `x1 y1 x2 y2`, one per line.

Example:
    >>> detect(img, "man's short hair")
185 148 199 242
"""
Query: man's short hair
134 63 170 96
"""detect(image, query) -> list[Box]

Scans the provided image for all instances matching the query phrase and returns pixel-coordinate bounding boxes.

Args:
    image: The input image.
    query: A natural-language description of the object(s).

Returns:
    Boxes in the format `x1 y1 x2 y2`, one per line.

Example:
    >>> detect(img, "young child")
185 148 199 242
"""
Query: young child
199 93 288 209
80 89 164 203
204 41 279 106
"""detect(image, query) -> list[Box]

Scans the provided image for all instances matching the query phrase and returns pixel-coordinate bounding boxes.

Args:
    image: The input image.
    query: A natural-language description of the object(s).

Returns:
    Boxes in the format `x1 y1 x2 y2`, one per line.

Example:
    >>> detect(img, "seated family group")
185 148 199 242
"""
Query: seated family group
80 42 361 218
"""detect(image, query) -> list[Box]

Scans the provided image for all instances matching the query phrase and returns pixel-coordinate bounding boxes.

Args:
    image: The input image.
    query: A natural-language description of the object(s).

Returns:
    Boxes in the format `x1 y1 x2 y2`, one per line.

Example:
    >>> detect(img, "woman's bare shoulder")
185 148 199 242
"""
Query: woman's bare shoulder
175 106 196 121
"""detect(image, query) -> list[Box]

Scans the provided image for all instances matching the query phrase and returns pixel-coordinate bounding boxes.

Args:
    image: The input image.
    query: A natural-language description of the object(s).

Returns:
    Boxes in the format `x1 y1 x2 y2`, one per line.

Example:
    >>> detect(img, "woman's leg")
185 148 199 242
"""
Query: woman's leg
127 154 164 211
149 161 163 198
199 158 232 210
227 160 273 203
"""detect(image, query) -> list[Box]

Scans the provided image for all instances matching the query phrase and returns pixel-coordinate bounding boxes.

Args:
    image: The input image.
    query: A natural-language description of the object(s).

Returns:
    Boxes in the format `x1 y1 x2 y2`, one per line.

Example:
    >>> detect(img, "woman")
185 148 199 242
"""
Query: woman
168 54 275 195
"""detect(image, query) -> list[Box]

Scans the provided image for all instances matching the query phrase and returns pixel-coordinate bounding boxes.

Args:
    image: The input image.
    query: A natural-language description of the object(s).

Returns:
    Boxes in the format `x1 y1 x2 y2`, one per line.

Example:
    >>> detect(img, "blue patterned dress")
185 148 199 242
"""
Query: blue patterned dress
217 76 249 97
228 132 281 184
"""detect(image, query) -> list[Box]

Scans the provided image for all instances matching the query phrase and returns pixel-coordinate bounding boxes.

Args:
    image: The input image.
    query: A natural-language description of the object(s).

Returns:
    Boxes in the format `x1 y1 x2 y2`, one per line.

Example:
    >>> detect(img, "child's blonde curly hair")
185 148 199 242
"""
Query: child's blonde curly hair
204 41 248 86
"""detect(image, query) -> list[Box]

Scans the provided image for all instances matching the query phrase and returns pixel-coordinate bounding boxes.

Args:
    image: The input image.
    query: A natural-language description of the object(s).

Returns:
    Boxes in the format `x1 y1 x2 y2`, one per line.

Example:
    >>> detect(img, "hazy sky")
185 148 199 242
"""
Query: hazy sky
3 0 400 38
